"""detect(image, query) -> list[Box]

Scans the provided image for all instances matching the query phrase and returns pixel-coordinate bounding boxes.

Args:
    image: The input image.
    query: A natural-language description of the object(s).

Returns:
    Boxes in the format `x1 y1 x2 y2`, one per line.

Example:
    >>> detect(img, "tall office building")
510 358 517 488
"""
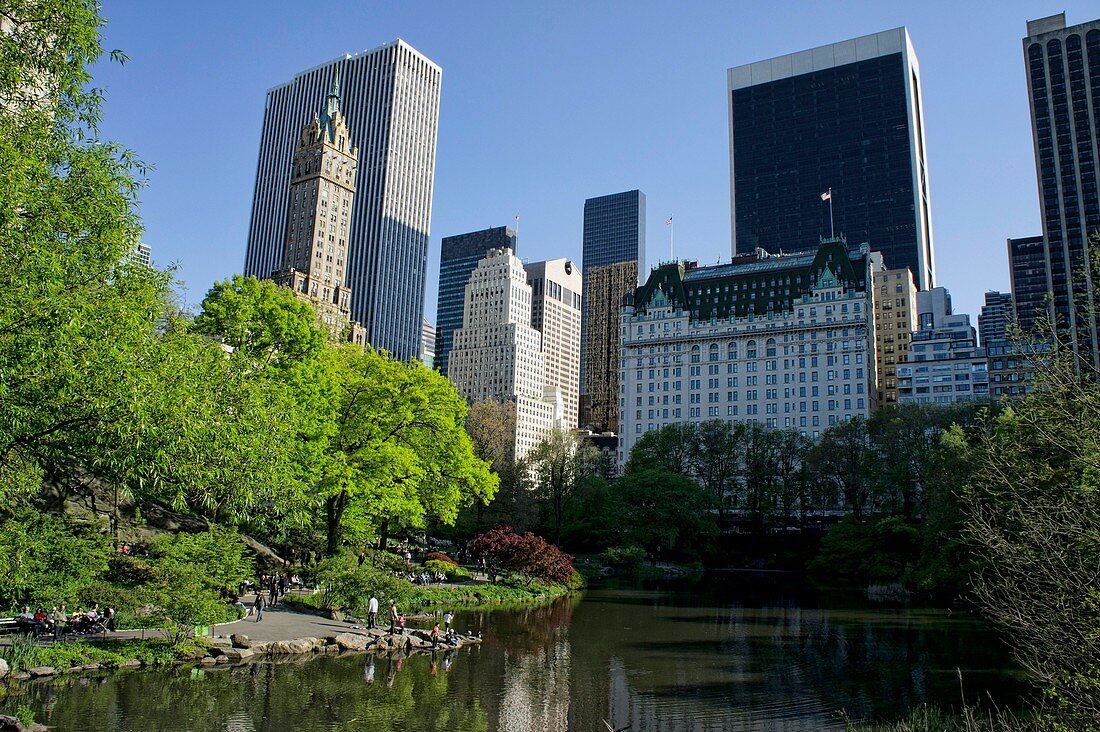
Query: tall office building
133 242 152 269
434 226 518 376
1007 235 1049 335
527 259 583 428
580 190 646 432
244 40 441 361
872 268 918 408
1023 13 1100 370
270 78 366 344
897 288 989 406
728 28 935 290
448 248 563 461
979 291 1015 347
420 319 435 368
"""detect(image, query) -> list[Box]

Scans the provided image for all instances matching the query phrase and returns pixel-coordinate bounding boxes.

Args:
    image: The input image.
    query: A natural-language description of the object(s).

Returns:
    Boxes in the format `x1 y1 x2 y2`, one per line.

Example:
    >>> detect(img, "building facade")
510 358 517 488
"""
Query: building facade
526 259 583 429
244 40 441 361
897 288 988 405
1023 13 1100 369
269 77 366 344
727 28 935 290
580 190 646 432
872 268 918 408
133 242 152 268
978 291 1015 346
420 319 435 368
618 239 882 465
1007 235 1049 335
434 226 518 376
447 248 562 461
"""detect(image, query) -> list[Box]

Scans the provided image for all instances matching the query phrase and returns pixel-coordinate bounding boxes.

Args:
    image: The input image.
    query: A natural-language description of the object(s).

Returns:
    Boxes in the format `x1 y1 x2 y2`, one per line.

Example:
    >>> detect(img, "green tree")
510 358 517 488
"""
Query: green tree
526 428 600 543
810 417 872 518
0 510 109 610
611 468 718 559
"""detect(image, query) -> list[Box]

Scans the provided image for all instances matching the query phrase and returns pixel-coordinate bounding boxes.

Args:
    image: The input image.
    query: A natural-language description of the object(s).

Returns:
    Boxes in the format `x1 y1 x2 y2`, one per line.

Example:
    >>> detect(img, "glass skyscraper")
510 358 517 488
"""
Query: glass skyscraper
580 190 645 432
433 226 517 376
1007 235 1048 336
727 28 935 290
244 40 441 362
1023 13 1100 370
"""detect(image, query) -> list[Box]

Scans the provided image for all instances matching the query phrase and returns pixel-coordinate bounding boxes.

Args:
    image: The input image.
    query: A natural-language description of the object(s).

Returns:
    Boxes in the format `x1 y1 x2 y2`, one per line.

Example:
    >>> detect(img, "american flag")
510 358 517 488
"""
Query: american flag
665 216 673 225
820 190 832 201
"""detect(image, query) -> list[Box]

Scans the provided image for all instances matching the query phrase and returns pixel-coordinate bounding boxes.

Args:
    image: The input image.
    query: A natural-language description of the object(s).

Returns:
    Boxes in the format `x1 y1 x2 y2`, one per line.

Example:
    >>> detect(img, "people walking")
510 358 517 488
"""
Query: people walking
253 593 265 622
368 595 379 629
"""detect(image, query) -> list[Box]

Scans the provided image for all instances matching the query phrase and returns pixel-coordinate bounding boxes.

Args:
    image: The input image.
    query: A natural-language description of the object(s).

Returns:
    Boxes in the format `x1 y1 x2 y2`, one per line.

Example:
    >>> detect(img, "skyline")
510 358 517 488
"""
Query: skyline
96 0 1099 325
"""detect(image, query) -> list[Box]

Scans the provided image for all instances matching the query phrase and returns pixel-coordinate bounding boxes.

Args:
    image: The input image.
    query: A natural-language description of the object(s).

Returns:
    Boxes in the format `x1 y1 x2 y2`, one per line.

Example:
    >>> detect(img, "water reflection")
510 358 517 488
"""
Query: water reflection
0 578 1023 731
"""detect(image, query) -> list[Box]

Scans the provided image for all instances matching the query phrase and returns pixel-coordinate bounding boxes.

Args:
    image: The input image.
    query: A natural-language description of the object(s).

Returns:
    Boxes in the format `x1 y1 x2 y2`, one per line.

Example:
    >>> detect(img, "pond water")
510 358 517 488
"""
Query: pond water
1 574 1026 731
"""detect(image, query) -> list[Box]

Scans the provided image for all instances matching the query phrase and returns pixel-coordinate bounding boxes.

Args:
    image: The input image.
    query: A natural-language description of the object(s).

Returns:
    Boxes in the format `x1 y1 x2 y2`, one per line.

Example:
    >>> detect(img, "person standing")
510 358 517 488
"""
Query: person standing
253 593 265 622
388 600 398 634
443 611 453 633
367 595 379 629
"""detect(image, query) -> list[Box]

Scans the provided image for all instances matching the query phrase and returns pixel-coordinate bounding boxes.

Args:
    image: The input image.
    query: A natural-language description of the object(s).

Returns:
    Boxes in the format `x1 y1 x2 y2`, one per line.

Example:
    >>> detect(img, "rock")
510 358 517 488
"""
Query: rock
81 663 101 671
0 658 7 679
199 657 217 666
9 672 30 681
214 655 229 664
332 633 369 652
322 644 340 654
28 666 56 678
119 660 141 670
230 633 252 649
250 641 270 654
268 639 314 655
221 648 254 661
326 609 344 622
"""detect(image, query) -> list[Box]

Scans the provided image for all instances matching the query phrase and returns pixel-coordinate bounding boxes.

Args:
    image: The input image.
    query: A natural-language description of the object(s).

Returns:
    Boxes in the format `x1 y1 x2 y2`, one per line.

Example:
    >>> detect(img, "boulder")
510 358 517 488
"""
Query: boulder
326 609 344 622
9 672 30 682
119 660 141 670
221 648 254 661
28 667 56 678
332 633 369 652
0 714 47 732
230 634 252 649
199 657 217 666
0 658 7 679
322 644 340 654
268 639 314 655
81 663 101 671
214 655 229 664
250 641 270 654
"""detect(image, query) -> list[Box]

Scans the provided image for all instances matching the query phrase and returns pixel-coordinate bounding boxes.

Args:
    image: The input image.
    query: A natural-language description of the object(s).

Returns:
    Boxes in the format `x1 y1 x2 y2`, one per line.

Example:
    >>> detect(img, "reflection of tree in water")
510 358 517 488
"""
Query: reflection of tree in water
0 653 488 732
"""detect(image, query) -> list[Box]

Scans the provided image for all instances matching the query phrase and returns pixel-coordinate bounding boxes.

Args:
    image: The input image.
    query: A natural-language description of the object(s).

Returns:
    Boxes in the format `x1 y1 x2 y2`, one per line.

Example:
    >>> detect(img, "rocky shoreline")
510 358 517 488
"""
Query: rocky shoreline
0 627 481 685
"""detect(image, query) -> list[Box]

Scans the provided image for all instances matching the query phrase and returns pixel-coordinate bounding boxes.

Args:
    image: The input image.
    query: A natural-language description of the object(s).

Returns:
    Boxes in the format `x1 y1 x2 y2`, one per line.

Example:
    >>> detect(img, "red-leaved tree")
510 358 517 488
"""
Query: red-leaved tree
470 526 574 585
423 551 457 566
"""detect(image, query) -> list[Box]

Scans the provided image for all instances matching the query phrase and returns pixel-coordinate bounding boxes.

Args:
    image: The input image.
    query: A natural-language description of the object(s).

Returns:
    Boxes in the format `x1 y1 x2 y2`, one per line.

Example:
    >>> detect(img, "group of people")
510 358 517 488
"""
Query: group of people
245 572 300 622
17 603 115 638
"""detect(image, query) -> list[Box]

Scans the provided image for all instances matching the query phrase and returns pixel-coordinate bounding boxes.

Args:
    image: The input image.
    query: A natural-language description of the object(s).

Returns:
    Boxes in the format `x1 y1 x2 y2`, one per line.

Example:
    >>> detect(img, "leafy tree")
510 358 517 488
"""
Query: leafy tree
526 428 600 543
688 420 745 527
470 526 575 585
0 510 109 610
624 422 695 475
611 469 718 559
960 348 1100 727
810 417 872 518
146 527 253 599
321 347 496 554
454 401 536 535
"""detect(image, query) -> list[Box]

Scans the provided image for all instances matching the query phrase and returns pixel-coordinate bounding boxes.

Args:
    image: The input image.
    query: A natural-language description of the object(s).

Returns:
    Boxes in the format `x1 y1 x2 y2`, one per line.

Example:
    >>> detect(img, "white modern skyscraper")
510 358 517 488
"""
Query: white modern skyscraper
448 248 564 461
526 259 583 429
244 40 441 361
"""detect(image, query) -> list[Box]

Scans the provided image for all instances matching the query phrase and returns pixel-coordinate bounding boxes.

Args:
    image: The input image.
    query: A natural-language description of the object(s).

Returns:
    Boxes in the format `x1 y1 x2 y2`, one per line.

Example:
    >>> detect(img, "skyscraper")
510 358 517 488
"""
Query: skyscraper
244 40 441 362
727 28 935 290
897 288 989 406
1007 235 1049 335
872 268 918 408
448 247 563 461
527 259 583 428
979 291 1015 347
1022 13 1100 369
270 77 365 344
580 190 645 432
434 226 517 376
420 319 435 368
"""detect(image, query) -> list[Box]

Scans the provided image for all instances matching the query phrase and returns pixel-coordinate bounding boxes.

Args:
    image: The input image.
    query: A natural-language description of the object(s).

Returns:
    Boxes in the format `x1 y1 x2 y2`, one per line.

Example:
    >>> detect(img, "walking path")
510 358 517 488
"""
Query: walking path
214 598 380 643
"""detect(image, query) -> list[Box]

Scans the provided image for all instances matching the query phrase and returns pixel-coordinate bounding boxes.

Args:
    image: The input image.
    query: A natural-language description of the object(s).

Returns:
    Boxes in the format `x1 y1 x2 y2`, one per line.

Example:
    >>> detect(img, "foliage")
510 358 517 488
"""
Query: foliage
525 428 602 543
808 516 921 583
0 510 109 611
424 560 472 581
843 703 1035 731
470 526 575 585
601 545 646 569
611 469 718 559
423 551 457 566
959 346 1100 729
146 528 253 599
1 635 206 673
313 552 415 614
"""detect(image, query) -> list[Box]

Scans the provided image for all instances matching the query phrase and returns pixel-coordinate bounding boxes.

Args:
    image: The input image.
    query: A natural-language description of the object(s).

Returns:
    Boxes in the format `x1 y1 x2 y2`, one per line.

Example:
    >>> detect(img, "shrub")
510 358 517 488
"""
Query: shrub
0 510 109 611
602 545 646 569
424 551 457 566
315 552 414 614
425 559 473 581
470 526 575 585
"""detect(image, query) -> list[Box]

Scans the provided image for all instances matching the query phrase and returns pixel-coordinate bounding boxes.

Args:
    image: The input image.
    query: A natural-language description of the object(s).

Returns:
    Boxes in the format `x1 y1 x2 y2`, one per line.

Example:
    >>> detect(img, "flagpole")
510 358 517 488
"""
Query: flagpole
670 216 674 261
828 189 834 239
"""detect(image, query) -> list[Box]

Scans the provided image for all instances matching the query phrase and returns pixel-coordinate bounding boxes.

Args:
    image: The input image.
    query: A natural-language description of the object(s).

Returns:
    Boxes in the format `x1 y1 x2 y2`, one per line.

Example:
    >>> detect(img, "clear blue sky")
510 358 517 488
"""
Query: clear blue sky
96 0 1097 323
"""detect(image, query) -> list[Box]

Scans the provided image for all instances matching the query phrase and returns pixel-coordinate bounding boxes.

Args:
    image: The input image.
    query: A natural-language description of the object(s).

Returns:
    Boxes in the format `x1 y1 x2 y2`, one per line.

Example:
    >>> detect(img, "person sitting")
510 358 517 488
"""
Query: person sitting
86 604 100 623
70 607 86 633
32 607 48 638
17 606 33 634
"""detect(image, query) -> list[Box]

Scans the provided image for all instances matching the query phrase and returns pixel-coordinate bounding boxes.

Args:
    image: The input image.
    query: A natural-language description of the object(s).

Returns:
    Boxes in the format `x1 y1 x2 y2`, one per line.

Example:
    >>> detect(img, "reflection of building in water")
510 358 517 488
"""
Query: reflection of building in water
497 638 571 731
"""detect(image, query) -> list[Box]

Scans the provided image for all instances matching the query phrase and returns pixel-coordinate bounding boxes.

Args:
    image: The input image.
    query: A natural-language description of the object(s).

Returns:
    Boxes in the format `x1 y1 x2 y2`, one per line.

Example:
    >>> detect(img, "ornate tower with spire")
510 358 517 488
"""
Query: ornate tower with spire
271 74 366 344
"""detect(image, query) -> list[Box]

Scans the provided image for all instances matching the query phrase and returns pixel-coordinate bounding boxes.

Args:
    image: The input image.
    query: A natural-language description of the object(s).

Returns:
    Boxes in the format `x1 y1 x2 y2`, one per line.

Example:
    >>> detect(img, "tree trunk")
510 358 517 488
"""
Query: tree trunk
325 490 348 556
378 520 390 550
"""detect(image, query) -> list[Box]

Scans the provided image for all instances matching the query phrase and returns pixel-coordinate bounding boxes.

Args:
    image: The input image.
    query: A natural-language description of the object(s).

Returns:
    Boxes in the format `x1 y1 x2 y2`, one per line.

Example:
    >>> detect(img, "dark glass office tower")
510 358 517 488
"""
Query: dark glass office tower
728 28 935 290
1007 235 1049 335
433 226 517 376
580 190 645 432
1023 13 1100 370
979 291 1015 346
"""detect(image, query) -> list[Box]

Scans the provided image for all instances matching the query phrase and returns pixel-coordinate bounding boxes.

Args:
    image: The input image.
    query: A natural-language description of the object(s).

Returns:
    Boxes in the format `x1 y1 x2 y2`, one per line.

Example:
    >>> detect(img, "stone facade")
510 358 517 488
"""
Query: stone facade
526 259 582 429
580 260 637 432
873 268 917 408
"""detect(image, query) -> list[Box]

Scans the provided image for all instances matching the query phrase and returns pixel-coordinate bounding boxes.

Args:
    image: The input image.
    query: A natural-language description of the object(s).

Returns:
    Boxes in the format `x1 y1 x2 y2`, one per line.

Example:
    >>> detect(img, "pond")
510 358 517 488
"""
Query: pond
1 573 1026 731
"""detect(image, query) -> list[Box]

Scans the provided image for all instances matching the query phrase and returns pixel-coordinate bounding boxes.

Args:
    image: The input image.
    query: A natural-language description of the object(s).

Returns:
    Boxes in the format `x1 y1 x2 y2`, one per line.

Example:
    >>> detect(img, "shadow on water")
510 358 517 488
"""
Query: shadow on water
0 573 1028 731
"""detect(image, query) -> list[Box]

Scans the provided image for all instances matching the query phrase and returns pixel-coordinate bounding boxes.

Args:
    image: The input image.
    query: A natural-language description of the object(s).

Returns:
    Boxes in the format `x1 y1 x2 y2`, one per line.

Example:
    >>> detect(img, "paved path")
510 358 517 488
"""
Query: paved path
213 599 379 643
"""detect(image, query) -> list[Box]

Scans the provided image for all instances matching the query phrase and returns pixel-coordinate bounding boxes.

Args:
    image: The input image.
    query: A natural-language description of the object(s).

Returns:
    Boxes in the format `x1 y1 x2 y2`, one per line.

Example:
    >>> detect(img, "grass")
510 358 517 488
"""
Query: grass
1 633 209 674
843 704 1037 731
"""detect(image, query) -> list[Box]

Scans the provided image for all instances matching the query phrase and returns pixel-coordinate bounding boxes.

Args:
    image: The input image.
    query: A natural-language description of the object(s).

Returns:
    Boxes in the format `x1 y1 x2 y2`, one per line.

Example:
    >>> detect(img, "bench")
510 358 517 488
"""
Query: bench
0 617 22 635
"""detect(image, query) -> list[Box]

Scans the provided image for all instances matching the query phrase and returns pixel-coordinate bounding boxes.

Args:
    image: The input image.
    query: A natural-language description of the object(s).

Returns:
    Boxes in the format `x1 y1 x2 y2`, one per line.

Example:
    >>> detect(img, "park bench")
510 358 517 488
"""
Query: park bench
0 617 22 635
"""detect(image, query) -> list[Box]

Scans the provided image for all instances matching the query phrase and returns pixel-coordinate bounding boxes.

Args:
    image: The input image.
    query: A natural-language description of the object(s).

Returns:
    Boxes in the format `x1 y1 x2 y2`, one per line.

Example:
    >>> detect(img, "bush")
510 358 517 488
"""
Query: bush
602 545 646 569
809 516 919 583
315 552 414 614
424 551 457 566
0 510 109 611
470 526 575 585
425 559 472 581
